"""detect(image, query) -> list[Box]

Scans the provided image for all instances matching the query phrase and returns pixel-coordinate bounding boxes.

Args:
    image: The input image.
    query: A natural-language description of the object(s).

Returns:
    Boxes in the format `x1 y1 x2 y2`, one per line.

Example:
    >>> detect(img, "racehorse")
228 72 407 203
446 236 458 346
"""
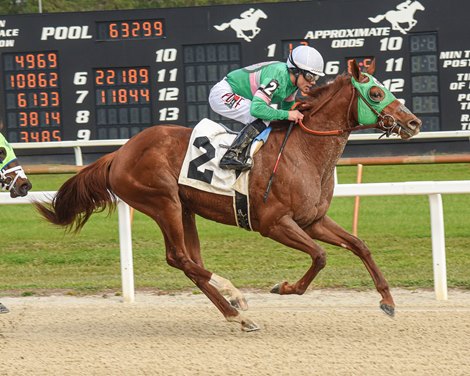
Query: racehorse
35 60 421 331
368 1 425 35
214 9 267 42
0 132 32 198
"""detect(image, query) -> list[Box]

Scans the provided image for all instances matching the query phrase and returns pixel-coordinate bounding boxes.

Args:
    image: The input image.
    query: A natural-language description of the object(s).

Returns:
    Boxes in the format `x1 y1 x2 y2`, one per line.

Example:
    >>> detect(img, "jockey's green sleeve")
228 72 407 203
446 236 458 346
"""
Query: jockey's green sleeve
226 62 298 121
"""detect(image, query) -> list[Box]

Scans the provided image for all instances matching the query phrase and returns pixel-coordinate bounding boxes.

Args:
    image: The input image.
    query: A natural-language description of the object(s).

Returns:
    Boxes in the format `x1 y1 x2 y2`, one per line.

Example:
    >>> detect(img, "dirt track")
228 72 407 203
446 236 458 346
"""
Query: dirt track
1 288 470 375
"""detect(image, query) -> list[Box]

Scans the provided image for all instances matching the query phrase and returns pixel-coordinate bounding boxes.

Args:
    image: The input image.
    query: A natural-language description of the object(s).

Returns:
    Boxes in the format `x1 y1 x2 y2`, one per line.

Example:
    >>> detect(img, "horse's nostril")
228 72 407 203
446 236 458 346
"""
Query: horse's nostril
20 182 32 194
408 119 422 130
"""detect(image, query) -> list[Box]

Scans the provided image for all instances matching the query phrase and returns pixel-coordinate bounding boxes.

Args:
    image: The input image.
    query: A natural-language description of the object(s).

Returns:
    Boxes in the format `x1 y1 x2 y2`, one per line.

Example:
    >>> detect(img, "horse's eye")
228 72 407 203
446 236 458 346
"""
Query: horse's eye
369 88 383 102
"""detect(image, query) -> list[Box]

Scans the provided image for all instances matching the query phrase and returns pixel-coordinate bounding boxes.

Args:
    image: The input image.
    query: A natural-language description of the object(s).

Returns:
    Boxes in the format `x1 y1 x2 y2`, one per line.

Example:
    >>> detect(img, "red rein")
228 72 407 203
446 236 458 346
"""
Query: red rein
292 86 381 136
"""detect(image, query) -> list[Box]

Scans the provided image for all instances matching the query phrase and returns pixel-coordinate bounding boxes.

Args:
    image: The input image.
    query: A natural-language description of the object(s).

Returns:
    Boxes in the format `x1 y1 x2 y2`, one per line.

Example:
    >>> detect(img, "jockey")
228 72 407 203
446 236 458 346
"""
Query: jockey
208 45 325 171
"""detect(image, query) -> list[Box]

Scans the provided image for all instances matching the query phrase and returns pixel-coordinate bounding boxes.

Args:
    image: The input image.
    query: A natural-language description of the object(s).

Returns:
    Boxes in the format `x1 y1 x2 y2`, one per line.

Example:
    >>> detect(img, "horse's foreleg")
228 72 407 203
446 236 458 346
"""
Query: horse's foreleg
264 215 327 295
306 215 395 316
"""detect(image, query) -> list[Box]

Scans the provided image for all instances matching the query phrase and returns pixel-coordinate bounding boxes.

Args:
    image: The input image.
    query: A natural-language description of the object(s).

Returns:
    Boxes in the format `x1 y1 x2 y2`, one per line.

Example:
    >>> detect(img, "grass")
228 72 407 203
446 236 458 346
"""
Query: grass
1 163 469 295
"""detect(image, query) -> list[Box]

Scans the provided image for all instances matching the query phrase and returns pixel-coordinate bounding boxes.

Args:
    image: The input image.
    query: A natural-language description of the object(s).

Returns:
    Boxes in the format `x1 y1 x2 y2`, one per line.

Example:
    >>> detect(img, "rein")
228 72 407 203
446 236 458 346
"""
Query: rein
296 80 398 137
263 76 402 203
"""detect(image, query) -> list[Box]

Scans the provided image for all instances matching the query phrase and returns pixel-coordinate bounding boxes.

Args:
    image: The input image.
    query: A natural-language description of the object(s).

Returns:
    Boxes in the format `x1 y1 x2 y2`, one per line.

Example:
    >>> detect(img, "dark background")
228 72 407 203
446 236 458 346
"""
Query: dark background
1 0 469 164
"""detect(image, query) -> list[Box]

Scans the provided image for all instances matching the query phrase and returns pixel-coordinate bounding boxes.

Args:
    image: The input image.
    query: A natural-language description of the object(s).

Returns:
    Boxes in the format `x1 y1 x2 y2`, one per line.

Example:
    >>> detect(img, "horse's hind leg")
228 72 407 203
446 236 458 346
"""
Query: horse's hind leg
181 208 203 267
155 200 257 331
306 215 395 316
209 273 248 311
181 208 248 310
119 175 256 330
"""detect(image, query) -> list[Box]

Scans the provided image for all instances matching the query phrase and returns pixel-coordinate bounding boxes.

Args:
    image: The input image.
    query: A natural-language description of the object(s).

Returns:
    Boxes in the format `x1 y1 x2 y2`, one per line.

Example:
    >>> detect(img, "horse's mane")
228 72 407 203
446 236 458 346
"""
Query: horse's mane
270 73 351 130
302 73 350 107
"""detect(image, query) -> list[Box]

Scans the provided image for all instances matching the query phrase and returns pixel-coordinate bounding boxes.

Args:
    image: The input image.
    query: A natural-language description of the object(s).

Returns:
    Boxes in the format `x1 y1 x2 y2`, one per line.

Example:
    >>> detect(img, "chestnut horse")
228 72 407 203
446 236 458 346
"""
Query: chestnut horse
0 132 32 198
35 60 421 331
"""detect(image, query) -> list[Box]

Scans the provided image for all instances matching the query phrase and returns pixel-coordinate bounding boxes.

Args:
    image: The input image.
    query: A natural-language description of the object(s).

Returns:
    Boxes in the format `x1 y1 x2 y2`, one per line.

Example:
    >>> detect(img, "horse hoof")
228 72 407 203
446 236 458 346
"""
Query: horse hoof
241 319 260 332
0 303 9 314
270 283 281 294
230 297 249 311
271 281 288 294
380 303 395 317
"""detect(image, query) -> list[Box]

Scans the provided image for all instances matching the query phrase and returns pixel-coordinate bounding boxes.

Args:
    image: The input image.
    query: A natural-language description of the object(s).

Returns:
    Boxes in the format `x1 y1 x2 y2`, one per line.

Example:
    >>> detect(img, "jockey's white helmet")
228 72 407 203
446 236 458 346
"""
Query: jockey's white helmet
287 45 325 77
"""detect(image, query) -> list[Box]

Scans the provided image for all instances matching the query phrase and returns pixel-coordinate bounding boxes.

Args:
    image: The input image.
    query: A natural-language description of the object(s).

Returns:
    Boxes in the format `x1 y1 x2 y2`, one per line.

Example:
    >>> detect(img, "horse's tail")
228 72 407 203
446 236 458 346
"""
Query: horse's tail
35 152 116 233
368 14 385 23
214 22 230 31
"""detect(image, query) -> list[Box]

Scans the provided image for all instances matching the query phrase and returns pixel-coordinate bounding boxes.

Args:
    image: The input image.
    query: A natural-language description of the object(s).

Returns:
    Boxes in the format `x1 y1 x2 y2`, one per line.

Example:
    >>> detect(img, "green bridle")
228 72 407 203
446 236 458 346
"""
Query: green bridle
351 73 397 125
296 71 413 138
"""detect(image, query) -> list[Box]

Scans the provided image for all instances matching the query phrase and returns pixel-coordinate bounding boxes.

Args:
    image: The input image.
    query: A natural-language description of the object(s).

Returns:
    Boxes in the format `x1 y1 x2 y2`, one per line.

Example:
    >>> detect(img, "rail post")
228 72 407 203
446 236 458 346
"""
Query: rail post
117 199 135 303
73 146 83 166
352 163 363 236
428 194 448 300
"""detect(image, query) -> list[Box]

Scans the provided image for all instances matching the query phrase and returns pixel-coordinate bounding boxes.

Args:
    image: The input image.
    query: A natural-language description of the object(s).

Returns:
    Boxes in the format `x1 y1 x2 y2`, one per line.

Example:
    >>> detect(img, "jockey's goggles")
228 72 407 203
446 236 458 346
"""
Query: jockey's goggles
302 71 319 83
288 53 320 83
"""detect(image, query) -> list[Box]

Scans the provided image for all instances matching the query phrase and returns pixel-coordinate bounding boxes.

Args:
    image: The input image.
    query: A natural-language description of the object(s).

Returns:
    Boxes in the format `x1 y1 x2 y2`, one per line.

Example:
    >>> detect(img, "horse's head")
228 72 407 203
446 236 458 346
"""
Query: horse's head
0 133 32 198
413 1 425 11
350 59 421 139
255 9 268 19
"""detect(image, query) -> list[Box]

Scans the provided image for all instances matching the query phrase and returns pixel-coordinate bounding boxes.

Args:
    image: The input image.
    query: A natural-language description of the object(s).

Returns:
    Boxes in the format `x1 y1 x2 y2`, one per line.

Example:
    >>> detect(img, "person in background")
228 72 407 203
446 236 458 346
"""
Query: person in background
208 45 325 171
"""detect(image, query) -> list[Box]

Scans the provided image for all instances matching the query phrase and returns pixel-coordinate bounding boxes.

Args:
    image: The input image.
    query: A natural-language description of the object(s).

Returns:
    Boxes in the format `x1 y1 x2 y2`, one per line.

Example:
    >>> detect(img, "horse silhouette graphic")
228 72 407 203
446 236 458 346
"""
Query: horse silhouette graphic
369 0 425 35
214 8 268 42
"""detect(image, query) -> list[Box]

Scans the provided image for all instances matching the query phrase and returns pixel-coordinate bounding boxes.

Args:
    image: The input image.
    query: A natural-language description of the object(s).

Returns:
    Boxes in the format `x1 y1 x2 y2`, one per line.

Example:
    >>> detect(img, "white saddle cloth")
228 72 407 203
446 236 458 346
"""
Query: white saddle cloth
178 118 267 197
178 119 249 196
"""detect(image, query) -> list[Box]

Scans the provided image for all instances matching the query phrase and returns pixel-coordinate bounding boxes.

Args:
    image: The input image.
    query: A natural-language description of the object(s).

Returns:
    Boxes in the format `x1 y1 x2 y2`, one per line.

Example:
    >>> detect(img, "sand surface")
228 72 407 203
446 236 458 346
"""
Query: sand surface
1 288 470 375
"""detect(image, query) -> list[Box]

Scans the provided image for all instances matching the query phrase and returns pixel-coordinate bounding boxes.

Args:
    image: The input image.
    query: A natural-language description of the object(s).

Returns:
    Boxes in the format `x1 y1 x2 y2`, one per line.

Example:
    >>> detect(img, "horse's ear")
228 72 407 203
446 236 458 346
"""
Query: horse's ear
350 59 361 81
366 59 376 75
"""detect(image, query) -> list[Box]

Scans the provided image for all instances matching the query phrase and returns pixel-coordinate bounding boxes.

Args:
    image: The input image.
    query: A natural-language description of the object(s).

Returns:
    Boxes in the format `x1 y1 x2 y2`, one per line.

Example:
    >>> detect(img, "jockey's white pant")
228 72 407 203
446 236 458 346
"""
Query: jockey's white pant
209 79 268 127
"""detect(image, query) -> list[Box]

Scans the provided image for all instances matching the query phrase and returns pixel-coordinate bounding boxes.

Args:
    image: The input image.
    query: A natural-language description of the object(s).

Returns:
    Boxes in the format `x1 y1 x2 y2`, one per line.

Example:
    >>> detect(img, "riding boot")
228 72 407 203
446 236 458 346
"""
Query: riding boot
219 119 266 171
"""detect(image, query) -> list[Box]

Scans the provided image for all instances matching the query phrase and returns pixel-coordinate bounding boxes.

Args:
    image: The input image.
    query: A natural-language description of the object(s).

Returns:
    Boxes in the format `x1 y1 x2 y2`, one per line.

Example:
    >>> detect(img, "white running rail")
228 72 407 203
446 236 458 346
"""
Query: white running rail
11 130 470 166
2 180 470 302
